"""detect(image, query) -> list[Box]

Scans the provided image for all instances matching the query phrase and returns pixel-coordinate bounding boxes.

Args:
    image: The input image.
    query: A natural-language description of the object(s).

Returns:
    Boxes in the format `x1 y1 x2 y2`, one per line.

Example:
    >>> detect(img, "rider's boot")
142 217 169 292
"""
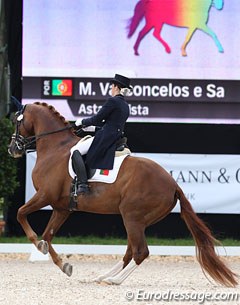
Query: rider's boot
71 150 90 195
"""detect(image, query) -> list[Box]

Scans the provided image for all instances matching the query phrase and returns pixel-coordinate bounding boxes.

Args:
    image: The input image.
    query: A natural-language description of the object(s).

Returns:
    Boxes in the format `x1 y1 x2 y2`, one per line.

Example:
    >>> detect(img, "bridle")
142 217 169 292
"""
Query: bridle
11 105 73 154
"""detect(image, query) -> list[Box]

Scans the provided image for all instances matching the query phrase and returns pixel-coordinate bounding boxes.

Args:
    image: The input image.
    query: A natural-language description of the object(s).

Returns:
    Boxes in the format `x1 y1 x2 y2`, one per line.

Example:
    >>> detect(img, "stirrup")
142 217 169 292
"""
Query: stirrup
76 183 90 195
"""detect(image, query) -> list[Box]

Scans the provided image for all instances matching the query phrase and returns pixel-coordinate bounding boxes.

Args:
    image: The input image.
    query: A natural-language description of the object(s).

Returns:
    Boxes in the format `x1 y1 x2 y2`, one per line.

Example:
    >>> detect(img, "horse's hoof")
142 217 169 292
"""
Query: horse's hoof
181 47 187 56
101 277 120 285
165 47 171 54
134 49 139 56
101 279 112 285
37 240 49 254
63 263 73 277
92 276 102 283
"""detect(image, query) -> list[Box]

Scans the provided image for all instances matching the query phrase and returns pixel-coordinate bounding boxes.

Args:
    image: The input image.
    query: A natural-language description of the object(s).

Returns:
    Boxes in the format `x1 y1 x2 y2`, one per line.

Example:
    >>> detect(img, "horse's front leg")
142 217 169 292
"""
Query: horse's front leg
17 192 49 252
134 23 153 55
200 24 224 53
42 209 72 276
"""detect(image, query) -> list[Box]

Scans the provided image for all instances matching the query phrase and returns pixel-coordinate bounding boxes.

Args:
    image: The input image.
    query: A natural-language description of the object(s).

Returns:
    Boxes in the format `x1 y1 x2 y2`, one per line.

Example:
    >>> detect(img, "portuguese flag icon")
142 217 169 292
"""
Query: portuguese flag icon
52 79 72 96
100 169 109 176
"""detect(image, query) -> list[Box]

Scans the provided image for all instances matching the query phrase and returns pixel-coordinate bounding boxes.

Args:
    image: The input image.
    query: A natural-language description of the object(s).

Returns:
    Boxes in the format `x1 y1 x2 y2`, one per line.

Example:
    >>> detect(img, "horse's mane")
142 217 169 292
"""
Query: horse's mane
34 102 70 126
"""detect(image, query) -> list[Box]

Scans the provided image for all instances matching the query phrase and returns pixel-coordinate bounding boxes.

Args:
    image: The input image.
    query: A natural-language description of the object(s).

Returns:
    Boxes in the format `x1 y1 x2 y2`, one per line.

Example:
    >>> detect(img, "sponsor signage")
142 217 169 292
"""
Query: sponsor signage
26 152 240 214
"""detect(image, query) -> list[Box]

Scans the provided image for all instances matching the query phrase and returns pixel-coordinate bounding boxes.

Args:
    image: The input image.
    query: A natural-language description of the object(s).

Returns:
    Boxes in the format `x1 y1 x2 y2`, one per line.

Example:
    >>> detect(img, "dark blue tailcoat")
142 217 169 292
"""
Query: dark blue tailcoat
82 94 129 169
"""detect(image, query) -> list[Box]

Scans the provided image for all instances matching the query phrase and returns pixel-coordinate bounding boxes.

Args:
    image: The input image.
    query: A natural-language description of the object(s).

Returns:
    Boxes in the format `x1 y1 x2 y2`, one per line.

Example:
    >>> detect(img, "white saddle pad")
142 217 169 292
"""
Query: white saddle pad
68 153 130 183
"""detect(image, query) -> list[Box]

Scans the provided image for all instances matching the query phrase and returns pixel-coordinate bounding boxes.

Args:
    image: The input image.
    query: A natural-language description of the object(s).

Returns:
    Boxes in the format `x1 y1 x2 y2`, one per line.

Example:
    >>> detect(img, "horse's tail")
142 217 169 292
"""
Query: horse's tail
176 186 238 287
127 0 145 38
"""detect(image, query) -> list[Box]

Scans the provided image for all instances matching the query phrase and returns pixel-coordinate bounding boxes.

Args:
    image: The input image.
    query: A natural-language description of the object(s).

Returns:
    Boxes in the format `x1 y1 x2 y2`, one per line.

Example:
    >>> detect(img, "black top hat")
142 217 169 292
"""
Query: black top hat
110 74 132 90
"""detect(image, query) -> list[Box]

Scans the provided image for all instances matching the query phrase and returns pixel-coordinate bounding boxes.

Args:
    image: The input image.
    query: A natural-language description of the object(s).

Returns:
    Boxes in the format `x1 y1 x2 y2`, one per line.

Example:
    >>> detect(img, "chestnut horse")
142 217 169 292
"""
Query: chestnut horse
8 102 237 286
127 0 224 56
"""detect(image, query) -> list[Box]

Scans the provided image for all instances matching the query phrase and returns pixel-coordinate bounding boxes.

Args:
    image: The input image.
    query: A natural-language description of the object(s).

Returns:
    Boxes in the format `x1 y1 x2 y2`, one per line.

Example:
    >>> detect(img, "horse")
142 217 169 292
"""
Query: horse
127 0 224 56
8 102 237 287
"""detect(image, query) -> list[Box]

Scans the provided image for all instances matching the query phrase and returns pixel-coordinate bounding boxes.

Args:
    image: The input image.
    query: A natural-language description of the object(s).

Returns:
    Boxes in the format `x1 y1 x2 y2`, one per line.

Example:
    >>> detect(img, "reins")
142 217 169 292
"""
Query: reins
14 124 75 153
31 125 74 142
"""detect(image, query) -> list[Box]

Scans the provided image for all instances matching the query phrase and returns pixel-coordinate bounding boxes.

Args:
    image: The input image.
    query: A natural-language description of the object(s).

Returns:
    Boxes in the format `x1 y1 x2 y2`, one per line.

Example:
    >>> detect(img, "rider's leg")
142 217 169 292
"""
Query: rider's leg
70 137 94 195
72 150 89 194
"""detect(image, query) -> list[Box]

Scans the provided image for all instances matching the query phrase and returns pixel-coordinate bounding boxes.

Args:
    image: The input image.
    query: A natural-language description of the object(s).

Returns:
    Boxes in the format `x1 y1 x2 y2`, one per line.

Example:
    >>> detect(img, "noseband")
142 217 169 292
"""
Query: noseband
11 105 31 153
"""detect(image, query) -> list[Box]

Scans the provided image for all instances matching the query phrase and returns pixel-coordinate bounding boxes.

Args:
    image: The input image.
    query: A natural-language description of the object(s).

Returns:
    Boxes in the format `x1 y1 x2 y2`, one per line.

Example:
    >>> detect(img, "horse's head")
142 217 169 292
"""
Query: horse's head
212 0 224 10
8 102 75 158
8 105 35 158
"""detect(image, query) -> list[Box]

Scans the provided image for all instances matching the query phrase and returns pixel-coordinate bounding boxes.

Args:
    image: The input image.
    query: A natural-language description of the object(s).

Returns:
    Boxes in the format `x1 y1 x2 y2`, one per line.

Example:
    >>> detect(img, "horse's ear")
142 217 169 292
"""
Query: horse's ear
11 96 23 111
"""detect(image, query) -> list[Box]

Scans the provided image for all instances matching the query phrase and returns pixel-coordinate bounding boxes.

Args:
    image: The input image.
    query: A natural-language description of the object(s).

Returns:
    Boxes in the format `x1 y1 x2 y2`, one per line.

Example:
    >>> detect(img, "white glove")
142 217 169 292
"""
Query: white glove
82 126 96 132
75 118 83 127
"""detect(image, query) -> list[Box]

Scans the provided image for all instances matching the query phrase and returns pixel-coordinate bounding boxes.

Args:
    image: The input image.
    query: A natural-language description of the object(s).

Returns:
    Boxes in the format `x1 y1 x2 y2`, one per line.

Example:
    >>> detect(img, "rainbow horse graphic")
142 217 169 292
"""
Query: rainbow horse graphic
127 0 224 56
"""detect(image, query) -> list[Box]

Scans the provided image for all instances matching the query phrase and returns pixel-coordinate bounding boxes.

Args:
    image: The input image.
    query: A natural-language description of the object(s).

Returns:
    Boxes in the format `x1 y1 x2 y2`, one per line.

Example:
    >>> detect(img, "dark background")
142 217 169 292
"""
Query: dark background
4 0 240 239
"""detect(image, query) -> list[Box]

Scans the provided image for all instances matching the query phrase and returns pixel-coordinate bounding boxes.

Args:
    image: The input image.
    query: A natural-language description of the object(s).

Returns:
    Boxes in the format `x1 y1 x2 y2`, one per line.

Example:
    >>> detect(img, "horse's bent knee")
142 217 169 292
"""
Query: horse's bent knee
16 207 25 223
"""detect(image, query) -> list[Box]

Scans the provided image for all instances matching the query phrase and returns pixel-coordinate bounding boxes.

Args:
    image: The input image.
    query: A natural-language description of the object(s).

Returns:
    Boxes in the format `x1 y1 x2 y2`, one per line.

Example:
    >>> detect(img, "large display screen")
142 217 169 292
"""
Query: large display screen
22 0 240 123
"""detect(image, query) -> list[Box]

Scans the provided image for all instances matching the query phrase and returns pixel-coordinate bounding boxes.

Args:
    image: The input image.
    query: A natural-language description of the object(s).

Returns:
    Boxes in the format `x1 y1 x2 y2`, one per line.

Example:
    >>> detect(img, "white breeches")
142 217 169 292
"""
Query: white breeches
70 136 94 156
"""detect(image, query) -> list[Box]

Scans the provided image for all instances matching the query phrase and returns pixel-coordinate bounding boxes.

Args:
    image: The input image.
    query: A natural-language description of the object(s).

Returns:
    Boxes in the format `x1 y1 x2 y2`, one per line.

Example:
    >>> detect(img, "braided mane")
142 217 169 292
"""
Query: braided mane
34 102 69 126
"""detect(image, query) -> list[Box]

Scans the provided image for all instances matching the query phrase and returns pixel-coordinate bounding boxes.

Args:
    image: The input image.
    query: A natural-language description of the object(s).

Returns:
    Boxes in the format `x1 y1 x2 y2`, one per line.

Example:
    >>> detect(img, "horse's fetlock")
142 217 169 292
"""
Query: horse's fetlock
53 256 63 268
133 250 149 265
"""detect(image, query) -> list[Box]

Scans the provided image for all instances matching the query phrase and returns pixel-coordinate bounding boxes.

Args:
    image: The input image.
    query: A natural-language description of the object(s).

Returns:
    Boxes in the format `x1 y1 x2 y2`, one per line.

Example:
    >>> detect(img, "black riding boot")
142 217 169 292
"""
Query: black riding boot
71 150 90 195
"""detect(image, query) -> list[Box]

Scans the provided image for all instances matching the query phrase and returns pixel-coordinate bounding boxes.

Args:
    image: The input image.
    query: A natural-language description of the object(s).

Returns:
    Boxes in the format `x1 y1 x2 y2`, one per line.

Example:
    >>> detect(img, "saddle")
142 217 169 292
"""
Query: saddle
86 136 129 178
116 136 128 152
69 136 130 211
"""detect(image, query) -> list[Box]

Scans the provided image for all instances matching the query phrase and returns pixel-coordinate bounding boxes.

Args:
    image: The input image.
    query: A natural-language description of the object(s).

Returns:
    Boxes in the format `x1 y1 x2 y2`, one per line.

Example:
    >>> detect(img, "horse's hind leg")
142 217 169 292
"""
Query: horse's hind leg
153 24 171 53
42 209 72 276
102 222 149 285
94 261 124 283
94 243 132 282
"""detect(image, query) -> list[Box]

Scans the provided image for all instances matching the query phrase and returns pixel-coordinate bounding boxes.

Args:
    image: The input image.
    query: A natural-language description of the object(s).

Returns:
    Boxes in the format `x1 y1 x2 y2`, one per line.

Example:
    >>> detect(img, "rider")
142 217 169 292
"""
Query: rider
71 74 132 195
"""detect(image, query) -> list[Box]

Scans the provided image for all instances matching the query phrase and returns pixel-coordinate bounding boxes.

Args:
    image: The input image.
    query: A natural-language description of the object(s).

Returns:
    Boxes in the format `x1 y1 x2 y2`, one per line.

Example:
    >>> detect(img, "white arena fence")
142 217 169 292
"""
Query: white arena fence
0 244 239 262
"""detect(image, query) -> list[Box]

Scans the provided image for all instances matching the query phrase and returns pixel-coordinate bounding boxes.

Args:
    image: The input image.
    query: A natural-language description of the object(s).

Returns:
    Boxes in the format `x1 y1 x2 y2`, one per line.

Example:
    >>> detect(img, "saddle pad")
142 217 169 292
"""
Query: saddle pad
68 153 130 183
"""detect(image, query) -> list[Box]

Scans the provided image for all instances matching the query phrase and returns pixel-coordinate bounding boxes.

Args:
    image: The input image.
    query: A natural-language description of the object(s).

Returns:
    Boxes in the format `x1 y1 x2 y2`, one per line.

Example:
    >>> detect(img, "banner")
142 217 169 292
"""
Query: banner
26 152 240 214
